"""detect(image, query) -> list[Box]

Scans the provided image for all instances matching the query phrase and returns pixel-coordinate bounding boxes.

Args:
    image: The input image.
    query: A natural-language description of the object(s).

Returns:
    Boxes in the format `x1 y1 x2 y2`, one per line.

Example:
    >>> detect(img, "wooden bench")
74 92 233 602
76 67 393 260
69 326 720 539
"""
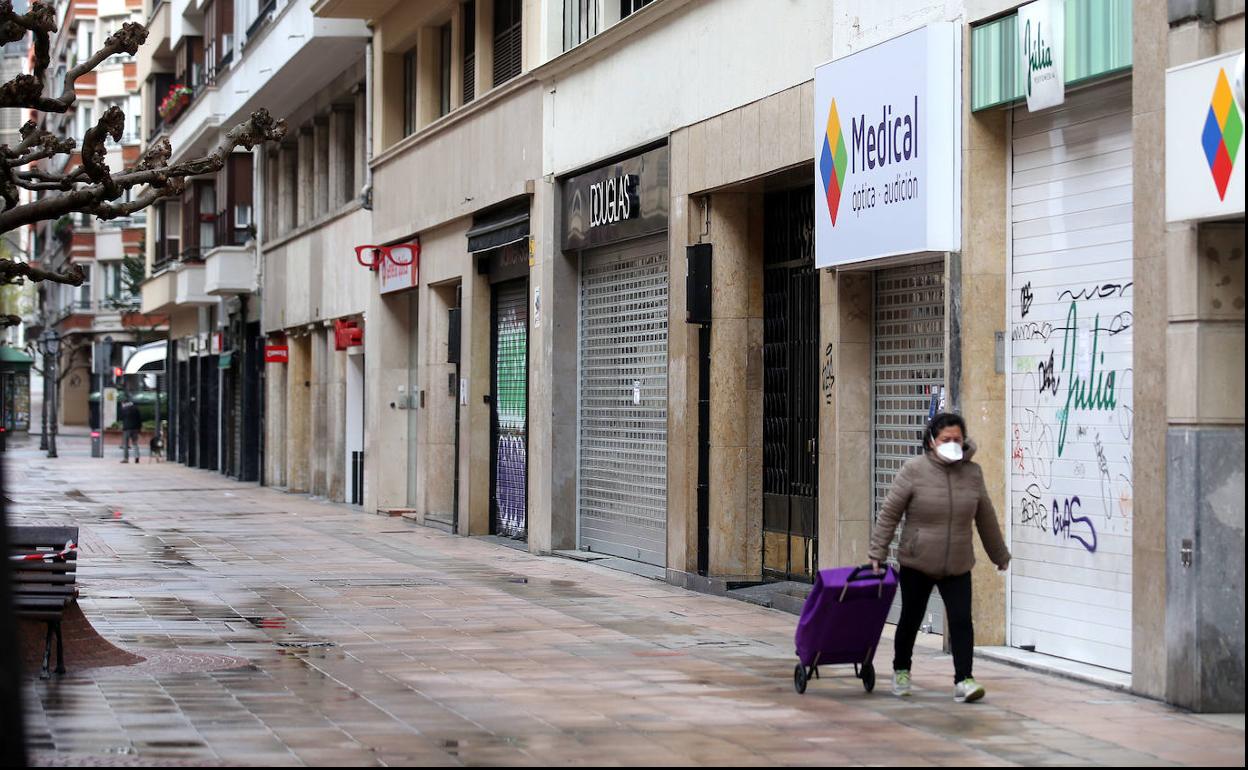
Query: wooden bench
10 526 79 678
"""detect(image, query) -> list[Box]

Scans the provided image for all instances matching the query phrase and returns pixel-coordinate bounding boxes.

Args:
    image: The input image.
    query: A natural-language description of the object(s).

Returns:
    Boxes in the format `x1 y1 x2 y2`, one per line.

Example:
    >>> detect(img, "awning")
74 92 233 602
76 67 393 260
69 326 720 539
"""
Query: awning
466 209 530 253
123 342 166 374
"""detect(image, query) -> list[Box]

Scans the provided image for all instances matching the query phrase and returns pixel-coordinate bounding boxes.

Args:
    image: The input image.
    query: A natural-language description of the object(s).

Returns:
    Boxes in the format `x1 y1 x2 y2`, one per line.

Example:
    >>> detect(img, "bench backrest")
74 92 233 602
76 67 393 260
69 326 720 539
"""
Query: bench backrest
9 526 79 590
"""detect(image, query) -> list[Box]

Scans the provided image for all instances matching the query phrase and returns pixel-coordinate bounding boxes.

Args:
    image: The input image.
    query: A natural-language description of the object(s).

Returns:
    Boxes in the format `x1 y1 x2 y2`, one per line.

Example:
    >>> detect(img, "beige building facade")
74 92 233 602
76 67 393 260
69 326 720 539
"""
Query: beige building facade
294 0 1242 710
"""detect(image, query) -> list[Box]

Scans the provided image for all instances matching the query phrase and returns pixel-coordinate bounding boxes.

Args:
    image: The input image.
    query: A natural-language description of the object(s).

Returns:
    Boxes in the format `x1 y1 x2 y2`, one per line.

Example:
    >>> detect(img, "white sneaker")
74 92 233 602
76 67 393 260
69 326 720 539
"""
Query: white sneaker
954 678 985 703
892 670 912 697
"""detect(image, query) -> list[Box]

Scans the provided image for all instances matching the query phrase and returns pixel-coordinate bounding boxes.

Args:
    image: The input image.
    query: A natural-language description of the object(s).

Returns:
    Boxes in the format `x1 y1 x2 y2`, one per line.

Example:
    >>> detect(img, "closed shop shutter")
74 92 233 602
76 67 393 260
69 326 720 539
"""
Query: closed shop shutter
873 262 946 629
578 236 669 566
1009 79 1134 672
492 278 529 539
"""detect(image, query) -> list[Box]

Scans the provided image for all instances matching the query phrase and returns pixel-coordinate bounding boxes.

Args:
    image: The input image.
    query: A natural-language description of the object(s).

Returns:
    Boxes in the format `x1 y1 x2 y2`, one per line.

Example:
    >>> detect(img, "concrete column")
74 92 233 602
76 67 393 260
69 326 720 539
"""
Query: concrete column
285 334 311 493
527 180 577 554
823 272 871 571
278 143 297 235
313 117 330 220
707 192 763 578
354 89 367 195
665 138 697 575
296 125 314 228
364 289 412 513
264 150 279 241
960 99 1010 646
476 0 494 92
265 355 287 488
328 106 353 210
309 327 329 497
460 262 491 535
325 333 348 503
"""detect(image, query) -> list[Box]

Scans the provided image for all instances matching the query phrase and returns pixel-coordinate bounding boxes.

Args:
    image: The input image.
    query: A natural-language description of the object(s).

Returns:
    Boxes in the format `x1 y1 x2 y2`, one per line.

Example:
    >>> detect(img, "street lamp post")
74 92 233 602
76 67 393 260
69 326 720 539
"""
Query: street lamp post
38 330 60 459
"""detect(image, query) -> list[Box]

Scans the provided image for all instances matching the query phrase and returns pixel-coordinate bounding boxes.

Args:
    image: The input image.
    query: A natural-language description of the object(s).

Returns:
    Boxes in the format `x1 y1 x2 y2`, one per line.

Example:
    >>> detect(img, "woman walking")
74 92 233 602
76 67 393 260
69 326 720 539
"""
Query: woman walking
868 412 1011 703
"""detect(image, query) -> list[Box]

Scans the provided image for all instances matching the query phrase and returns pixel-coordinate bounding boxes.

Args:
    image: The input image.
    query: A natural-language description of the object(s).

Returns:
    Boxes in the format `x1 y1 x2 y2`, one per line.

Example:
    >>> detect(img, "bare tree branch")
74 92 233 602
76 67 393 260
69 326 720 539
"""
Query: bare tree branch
0 2 146 113
0 109 286 232
0 260 83 287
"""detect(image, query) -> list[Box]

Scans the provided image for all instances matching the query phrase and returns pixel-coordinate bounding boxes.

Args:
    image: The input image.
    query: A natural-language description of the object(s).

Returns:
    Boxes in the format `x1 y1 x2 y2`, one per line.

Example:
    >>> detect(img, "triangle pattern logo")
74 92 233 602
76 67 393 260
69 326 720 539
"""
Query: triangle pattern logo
820 99 848 226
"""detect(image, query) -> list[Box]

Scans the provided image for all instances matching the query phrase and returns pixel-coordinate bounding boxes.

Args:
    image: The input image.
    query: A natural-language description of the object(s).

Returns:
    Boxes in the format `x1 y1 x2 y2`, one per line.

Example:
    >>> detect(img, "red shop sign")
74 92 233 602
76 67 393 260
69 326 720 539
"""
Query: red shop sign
264 344 289 364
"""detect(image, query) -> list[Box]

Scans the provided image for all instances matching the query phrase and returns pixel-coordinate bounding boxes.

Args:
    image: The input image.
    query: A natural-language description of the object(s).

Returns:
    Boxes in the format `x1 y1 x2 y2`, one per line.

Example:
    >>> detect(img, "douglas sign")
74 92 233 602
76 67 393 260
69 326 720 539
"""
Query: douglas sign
814 23 961 268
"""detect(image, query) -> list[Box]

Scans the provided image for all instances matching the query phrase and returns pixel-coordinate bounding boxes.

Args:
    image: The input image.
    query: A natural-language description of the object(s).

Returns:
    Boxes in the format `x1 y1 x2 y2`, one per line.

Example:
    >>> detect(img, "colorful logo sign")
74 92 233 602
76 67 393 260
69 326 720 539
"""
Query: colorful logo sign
1203 68 1243 200
819 99 848 226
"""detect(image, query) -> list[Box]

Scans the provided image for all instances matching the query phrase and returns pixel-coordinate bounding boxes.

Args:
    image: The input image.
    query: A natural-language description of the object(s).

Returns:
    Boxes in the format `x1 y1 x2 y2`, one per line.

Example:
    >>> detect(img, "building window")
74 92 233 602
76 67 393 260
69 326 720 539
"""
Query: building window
564 0 598 50
621 0 653 18
492 0 521 87
218 153 254 246
204 0 235 81
462 0 476 104
439 22 453 117
76 263 93 310
403 47 418 136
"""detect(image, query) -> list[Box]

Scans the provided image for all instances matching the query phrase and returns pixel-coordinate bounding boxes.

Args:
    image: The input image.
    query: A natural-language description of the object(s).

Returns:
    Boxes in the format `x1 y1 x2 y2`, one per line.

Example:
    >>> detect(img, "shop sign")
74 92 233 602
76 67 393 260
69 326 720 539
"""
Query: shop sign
264 344 289 364
562 146 669 251
1166 51 1246 222
378 244 421 295
1018 0 1065 111
814 23 961 268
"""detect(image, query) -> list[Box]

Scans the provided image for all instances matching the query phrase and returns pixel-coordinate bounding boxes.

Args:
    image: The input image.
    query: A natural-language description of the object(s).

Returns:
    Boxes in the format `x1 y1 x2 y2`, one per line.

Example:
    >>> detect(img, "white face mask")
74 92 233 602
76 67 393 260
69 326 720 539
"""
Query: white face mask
935 441 964 463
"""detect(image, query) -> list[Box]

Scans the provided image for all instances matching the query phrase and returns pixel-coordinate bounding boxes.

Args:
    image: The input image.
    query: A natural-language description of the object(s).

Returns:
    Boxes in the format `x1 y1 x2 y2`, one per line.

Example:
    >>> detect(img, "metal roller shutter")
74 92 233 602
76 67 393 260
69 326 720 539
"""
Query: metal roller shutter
578 236 669 566
873 262 946 630
1009 80 1134 672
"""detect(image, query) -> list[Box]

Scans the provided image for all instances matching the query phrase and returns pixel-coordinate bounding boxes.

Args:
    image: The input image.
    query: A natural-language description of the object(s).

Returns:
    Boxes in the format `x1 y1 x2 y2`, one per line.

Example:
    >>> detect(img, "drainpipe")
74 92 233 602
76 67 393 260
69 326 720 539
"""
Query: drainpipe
361 34 374 210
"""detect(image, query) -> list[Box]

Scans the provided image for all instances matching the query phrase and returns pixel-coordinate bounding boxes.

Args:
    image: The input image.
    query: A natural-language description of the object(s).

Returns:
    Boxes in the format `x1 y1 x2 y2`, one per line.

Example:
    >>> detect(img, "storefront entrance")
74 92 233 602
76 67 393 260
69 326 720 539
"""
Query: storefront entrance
761 188 819 583
873 261 946 630
577 235 669 566
491 277 529 539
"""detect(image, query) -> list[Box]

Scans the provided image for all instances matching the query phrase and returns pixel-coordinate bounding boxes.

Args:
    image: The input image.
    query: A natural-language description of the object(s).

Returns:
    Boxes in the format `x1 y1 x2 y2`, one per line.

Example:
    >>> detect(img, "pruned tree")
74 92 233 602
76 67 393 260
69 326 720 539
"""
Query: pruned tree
0 0 288 327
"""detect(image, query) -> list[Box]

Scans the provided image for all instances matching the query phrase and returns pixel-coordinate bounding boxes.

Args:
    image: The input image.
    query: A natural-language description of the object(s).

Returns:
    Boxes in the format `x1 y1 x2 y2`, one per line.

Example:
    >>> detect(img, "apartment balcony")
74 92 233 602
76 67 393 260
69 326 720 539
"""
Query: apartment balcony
174 260 215 306
204 245 258 295
140 267 177 314
138 0 174 83
167 0 369 163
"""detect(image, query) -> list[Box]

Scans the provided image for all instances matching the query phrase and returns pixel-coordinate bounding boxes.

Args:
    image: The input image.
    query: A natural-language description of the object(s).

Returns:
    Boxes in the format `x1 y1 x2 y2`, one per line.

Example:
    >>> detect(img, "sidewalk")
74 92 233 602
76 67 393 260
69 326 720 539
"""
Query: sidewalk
5 433 1244 767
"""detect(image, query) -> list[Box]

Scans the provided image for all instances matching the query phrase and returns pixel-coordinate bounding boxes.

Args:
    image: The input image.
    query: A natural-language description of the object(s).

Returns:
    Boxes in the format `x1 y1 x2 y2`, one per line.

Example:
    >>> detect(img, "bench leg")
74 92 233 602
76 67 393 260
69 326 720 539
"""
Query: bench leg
54 620 66 674
40 623 52 680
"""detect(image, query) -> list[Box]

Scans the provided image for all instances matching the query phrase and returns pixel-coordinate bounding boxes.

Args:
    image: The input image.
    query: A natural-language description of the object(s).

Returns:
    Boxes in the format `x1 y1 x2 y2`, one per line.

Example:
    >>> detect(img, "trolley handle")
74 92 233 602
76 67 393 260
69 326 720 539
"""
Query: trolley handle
839 564 892 602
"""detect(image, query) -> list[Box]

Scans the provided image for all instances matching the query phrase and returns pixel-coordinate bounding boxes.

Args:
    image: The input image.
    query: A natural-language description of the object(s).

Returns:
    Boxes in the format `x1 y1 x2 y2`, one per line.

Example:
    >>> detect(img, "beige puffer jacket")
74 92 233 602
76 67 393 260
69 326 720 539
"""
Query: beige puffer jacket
868 439 1011 579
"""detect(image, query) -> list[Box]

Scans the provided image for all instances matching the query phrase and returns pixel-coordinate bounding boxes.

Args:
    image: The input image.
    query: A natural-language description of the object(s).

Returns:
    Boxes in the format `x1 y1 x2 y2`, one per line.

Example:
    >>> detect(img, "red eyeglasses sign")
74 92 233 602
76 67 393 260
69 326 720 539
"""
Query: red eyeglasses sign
357 242 420 294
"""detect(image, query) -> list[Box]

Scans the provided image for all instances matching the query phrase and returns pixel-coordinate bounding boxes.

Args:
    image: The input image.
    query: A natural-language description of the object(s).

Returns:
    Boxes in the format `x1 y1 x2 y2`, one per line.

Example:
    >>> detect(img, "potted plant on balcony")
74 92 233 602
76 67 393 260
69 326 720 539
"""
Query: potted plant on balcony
158 84 194 123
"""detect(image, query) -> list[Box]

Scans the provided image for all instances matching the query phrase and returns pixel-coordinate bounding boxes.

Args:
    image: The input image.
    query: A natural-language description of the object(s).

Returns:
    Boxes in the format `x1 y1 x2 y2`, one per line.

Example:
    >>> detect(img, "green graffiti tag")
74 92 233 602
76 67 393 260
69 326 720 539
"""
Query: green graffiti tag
1055 301 1117 456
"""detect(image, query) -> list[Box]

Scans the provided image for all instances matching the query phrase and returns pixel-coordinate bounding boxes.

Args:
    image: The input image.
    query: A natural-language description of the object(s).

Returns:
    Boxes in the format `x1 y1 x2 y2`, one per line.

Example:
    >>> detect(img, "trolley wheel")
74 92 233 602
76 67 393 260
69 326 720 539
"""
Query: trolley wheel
861 662 876 693
794 663 808 694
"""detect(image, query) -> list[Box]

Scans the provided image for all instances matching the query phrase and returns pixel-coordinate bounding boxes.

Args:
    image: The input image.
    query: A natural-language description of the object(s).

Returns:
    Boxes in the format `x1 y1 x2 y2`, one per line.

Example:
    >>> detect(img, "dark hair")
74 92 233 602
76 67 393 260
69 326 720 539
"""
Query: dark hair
923 412 967 450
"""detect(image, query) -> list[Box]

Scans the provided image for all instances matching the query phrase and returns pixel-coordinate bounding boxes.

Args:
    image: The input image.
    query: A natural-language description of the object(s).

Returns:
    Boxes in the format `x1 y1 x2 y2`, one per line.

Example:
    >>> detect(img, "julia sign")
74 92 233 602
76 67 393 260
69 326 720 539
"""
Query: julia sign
1018 0 1065 111
814 23 961 268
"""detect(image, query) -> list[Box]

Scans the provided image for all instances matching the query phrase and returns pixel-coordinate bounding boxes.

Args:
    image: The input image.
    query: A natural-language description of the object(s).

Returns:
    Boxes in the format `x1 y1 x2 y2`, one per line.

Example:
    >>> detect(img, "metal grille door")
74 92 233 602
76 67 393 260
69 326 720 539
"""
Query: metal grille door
578 237 669 566
873 262 945 628
492 279 528 539
762 189 819 582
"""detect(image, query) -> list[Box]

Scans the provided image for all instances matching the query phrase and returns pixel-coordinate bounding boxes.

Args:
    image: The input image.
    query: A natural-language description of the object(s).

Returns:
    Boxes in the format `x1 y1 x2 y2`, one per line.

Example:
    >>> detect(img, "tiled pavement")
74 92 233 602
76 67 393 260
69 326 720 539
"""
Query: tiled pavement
5 434 1244 767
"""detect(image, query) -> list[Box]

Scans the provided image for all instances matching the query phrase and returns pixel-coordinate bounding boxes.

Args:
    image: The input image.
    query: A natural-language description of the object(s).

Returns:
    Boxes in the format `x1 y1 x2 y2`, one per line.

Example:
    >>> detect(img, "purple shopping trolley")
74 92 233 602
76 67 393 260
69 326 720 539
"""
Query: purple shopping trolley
793 564 898 694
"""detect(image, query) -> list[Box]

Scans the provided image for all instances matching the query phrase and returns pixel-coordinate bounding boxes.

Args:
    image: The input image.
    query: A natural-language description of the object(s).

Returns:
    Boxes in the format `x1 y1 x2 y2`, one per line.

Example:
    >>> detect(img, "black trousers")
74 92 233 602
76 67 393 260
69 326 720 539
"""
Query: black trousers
893 566 974 683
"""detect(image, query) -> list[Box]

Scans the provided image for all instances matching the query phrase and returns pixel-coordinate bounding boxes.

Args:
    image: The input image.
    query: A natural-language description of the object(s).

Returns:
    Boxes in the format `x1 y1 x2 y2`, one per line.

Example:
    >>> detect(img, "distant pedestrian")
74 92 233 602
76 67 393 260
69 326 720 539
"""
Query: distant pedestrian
119 399 142 463
868 412 1010 703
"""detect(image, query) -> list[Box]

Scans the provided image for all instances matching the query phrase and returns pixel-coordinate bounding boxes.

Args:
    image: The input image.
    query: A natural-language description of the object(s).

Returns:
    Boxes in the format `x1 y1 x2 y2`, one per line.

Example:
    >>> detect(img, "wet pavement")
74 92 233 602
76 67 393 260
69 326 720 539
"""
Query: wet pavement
5 433 1244 767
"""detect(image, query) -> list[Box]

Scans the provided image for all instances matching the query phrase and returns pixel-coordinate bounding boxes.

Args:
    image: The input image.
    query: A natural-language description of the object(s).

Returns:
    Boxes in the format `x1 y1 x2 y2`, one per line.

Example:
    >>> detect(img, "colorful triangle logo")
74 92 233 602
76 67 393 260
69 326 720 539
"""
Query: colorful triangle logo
1204 68 1243 201
819 99 848 226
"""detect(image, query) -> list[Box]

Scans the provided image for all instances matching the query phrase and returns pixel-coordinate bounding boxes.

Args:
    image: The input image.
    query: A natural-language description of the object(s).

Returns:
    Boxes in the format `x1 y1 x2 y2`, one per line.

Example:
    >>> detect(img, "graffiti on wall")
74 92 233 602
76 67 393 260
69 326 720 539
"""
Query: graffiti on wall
1011 281 1134 556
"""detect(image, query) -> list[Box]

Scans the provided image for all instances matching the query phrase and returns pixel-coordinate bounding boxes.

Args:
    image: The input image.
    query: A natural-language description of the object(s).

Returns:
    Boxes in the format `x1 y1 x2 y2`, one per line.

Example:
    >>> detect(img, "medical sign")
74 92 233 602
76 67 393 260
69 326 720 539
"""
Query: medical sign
814 23 961 268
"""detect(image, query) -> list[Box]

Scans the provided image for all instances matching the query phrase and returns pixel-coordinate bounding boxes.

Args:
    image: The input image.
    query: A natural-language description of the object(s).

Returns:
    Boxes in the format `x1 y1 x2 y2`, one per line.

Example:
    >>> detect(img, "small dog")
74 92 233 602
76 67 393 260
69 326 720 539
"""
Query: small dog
149 433 165 462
